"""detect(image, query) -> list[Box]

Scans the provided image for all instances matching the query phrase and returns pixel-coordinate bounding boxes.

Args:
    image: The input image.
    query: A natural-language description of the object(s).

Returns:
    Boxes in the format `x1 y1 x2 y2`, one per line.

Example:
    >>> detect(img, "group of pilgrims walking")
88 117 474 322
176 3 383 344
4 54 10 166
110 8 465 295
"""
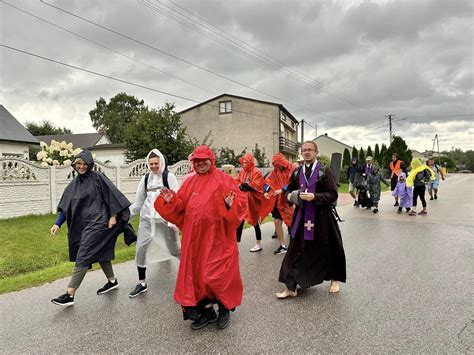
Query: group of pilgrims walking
346 153 444 216
48 140 443 330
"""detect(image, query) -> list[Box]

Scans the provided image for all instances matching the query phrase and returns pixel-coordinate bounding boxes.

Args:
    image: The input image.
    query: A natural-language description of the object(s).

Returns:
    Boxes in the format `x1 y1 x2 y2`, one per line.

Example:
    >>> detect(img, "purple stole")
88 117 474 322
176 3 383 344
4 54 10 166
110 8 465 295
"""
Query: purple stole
365 164 373 176
290 161 321 241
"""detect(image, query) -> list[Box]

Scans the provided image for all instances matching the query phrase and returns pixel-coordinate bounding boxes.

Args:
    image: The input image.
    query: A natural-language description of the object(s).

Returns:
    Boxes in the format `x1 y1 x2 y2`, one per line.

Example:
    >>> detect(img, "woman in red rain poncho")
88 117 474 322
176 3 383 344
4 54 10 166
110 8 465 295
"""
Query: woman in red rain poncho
260 153 295 255
235 153 265 252
155 146 247 330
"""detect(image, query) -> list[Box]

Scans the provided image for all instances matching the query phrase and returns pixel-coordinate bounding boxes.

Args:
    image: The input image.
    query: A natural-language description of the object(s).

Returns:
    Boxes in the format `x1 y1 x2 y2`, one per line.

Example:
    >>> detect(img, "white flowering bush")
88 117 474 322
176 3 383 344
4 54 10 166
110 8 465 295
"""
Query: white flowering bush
36 140 82 167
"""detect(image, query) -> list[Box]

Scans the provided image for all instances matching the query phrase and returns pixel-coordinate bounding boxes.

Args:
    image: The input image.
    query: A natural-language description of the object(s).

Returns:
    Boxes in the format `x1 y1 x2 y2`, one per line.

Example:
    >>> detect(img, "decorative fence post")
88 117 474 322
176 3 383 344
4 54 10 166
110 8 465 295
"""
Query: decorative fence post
49 165 57 214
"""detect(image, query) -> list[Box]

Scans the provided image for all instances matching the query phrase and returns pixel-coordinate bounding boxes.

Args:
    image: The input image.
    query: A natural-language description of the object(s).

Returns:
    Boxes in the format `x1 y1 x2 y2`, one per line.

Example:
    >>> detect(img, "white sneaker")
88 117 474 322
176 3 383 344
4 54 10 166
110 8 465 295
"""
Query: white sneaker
249 244 262 252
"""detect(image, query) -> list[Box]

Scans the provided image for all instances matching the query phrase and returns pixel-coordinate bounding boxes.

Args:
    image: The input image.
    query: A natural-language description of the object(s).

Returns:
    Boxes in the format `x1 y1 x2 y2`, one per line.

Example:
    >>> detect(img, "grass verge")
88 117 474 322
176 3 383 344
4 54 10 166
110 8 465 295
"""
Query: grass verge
0 214 272 294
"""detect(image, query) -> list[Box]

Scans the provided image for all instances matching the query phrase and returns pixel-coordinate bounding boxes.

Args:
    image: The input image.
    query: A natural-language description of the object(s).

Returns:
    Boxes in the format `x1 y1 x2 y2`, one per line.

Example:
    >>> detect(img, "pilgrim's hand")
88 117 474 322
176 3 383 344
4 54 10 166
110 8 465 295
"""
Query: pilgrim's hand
224 191 235 207
108 215 117 229
272 189 283 197
264 192 270 199
161 187 174 203
299 192 315 201
50 224 60 236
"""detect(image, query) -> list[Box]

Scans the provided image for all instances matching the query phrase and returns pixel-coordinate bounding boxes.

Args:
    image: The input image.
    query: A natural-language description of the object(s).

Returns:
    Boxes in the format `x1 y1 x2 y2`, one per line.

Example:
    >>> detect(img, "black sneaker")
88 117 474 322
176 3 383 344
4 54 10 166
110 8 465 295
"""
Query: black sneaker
51 292 74 306
394 201 399 206
353 200 358 206
271 232 277 239
129 283 148 298
274 245 287 255
97 279 119 295
430 196 434 200
434 194 437 200
217 307 230 330
191 308 217 330
373 208 378 214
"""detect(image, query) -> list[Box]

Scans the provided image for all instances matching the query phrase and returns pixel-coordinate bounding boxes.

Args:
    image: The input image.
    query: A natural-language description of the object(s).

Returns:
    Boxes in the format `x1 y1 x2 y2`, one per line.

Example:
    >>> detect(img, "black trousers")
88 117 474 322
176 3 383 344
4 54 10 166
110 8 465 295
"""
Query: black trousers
236 221 261 242
413 185 427 208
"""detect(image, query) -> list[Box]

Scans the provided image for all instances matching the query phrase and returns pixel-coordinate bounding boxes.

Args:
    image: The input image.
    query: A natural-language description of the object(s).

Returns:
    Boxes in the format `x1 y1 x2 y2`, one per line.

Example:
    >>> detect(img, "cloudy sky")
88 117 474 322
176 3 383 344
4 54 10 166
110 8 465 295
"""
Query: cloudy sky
1 0 472 152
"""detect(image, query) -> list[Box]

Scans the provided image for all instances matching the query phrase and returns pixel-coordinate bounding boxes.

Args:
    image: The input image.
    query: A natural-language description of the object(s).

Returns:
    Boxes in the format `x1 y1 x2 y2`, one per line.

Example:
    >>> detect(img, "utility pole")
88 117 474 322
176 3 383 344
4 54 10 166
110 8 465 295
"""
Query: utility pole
386 114 394 144
300 119 305 144
432 134 440 165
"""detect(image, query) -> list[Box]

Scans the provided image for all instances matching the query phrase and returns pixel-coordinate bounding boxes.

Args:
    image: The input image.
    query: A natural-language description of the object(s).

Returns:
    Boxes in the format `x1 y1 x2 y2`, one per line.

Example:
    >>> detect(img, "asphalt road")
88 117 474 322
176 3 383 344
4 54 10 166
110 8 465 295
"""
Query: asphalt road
1 174 473 353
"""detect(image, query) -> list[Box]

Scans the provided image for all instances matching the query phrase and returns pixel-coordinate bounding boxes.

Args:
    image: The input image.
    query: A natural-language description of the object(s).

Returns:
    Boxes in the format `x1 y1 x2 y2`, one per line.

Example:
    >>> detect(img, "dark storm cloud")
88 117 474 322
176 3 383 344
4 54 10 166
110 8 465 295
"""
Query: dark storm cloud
0 0 472 150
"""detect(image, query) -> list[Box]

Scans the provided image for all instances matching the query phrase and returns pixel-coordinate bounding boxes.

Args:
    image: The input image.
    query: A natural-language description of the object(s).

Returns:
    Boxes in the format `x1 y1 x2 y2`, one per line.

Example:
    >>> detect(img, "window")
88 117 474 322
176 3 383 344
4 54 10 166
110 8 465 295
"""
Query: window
280 111 287 122
219 100 232 114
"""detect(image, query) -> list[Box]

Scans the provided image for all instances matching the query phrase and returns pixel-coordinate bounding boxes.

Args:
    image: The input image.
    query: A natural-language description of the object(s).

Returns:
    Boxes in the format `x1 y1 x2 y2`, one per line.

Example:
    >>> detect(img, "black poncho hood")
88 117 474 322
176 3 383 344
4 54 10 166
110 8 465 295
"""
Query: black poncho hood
73 150 94 175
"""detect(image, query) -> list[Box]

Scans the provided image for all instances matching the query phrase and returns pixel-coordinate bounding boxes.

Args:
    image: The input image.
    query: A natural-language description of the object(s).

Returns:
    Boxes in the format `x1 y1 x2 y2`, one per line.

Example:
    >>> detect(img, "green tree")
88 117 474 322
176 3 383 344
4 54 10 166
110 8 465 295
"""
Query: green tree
445 148 470 168
319 154 331 166
352 146 358 160
215 147 247 166
379 143 387 167
465 150 474 171
358 146 365 162
374 144 380 164
252 143 268 167
366 145 373 159
26 120 72 136
386 136 412 167
124 103 192 163
89 92 147 143
342 148 351 168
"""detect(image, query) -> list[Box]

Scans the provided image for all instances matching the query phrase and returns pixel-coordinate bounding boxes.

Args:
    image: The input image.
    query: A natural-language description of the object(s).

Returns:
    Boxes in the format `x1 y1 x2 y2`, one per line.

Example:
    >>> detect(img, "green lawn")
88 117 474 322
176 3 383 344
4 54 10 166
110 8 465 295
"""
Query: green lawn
0 214 139 294
338 182 389 193
0 214 273 294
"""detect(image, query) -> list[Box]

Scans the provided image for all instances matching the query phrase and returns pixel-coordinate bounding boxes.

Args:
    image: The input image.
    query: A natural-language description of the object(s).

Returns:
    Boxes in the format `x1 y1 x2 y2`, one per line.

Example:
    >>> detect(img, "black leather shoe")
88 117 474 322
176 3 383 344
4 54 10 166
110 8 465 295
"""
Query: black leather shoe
217 308 230 329
191 308 217 330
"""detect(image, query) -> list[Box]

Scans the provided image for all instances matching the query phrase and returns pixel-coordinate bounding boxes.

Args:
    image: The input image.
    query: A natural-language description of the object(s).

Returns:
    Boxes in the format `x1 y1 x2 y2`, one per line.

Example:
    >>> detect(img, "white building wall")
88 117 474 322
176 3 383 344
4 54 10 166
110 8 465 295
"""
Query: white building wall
313 136 351 160
93 149 126 165
0 142 30 159
95 135 112 145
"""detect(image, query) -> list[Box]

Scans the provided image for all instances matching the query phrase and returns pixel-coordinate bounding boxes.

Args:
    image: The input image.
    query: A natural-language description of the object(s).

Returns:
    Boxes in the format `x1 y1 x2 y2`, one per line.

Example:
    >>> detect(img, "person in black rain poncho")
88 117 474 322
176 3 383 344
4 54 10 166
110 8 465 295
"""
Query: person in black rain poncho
50 150 131 306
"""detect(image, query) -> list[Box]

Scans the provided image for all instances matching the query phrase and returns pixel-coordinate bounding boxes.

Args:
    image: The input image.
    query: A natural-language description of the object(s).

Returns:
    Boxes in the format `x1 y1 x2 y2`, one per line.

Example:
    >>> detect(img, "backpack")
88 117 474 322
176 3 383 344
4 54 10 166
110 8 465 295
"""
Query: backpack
144 170 169 191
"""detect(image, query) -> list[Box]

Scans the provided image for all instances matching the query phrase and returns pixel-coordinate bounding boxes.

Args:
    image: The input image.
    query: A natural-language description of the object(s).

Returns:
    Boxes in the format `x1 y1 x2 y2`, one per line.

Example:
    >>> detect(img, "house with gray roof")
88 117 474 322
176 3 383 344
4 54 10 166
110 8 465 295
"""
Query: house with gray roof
0 105 39 159
36 133 126 165
35 132 112 149
313 134 352 161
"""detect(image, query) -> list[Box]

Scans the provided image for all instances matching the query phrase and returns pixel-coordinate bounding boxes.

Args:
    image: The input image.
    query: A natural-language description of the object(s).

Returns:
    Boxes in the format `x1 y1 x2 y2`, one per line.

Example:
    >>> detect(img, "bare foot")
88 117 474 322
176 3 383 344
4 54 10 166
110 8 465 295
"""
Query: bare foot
329 281 340 293
276 288 297 299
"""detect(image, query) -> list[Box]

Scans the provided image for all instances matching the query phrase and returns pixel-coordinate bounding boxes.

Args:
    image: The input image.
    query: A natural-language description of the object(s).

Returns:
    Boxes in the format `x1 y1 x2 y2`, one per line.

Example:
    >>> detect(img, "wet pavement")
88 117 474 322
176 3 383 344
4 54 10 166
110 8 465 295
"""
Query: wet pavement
1 174 473 353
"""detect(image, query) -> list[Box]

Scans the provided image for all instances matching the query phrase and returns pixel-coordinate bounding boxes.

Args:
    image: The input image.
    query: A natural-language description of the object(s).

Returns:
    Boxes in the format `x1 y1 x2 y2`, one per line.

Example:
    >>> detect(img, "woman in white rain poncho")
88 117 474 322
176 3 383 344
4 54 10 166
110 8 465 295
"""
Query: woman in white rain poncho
128 149 181 298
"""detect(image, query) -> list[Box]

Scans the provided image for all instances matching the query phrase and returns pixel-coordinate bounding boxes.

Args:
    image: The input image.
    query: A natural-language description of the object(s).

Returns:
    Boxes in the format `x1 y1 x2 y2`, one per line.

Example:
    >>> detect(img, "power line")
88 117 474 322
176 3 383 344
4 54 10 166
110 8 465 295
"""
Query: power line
0 44 310 123
1 1 216 96
402 113 473 119
153 0 386 120
40 0 354 124
0 44 200 102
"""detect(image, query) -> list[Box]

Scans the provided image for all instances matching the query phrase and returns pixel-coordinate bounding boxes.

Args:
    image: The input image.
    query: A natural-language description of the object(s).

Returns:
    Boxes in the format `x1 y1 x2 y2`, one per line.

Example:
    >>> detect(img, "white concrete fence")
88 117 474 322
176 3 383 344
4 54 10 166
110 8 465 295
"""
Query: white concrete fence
0 158 191 219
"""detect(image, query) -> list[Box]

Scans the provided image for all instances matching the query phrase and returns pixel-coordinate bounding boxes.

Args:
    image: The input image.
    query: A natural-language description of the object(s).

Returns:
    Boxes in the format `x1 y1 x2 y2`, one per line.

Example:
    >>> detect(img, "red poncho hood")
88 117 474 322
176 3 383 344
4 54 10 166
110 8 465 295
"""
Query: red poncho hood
239 153 256 172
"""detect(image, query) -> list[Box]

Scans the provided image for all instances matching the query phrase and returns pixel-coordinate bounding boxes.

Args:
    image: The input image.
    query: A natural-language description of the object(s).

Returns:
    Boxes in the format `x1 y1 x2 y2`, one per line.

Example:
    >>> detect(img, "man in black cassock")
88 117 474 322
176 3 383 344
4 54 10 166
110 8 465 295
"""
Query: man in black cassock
50 150 131 306
276 141 346 298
